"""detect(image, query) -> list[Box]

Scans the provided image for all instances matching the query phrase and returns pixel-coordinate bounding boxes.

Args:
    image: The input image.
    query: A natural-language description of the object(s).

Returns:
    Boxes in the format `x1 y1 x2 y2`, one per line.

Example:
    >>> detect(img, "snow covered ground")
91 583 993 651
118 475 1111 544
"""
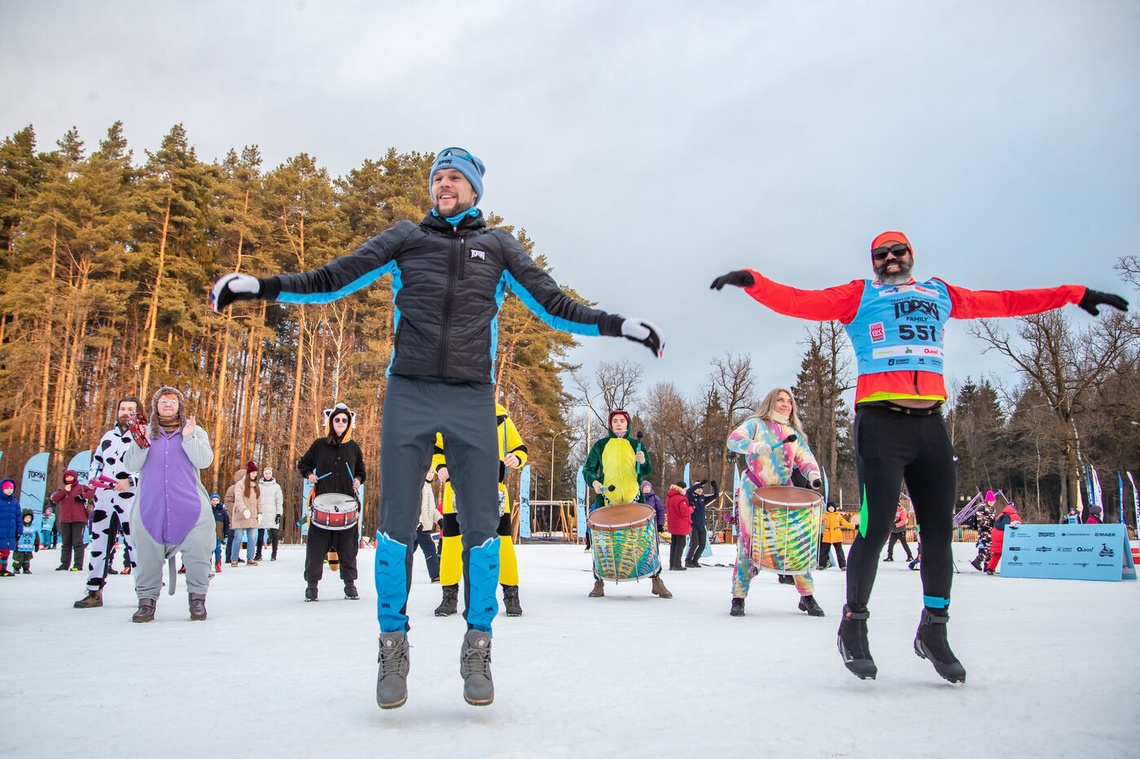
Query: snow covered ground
3 540 1137 758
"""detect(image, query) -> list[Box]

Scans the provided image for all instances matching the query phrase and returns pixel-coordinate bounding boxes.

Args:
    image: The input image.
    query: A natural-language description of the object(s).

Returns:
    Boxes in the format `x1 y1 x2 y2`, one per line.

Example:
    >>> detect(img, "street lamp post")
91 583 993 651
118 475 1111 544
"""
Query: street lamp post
550 429 571 501
584 385 617 459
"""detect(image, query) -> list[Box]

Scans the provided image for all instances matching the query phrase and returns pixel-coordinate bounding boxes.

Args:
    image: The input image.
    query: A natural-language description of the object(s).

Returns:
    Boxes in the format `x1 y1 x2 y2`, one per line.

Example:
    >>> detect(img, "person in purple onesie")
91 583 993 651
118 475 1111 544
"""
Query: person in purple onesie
123 386 216 623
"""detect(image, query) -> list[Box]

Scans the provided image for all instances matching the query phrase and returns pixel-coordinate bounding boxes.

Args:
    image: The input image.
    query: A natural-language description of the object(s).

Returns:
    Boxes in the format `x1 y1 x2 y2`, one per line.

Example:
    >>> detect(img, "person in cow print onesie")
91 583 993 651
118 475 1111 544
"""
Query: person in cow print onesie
74 396 144 608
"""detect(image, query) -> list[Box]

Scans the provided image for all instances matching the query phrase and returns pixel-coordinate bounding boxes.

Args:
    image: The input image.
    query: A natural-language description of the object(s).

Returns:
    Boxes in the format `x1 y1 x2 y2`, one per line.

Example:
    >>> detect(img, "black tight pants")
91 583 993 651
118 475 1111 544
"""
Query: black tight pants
846 406 956 611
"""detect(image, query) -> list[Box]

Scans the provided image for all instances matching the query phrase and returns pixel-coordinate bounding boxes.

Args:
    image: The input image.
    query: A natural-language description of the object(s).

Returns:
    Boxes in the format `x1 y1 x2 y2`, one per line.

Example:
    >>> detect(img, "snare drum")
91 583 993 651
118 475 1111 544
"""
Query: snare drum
311 492 360 530
742 486 822 575
587 503 660 581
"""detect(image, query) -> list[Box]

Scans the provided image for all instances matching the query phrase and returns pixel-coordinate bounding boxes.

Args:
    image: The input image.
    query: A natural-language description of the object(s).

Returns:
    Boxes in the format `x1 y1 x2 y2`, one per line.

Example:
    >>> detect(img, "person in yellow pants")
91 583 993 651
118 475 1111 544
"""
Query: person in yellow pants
433 403 527 617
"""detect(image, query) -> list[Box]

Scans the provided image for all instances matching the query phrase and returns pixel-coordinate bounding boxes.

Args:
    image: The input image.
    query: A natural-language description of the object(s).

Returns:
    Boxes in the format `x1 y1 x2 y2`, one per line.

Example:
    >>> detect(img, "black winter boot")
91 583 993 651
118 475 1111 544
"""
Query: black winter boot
798 594 825 617
502 585 522 617
344 583 360 600
730 597 745 617
837 604 876 680
914 608 966 683
434 584 459 616
304 583 318 602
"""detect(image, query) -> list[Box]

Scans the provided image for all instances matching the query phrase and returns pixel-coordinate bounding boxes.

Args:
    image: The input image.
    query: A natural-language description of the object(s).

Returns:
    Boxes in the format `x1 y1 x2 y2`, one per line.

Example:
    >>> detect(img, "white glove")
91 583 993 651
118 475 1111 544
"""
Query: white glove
747 442 772 457
592 480 604 495
621 318 664 357
635 451 646 465
211 273 261 312
242 509 251 519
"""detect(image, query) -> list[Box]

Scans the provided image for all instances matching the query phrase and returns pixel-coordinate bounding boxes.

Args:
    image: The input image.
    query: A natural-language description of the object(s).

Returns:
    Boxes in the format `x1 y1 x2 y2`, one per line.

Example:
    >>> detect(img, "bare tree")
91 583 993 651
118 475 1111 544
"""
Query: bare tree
705 353 758 491
970 311 1131 515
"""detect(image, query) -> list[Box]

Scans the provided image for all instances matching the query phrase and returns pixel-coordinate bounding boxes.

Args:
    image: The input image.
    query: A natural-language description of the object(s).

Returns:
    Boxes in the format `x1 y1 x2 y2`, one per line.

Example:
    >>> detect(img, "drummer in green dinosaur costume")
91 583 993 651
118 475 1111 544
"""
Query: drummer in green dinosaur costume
583 410 670 599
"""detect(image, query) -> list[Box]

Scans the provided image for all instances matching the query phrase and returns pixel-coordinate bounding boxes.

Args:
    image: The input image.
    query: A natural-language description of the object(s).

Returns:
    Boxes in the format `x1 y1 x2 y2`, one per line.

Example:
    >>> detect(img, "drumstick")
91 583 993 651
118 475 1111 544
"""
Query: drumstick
774 434 798 447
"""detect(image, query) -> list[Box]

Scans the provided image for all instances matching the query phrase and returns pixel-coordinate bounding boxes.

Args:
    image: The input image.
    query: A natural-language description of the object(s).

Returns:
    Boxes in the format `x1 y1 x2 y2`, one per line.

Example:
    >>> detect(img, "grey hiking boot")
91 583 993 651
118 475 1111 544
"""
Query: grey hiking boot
434 584 459 616
376 631 409 709
74 590 103 609
588 579 605 597
189 593 208 621
502 585 522 617
460 629 494 706
131 598 156 623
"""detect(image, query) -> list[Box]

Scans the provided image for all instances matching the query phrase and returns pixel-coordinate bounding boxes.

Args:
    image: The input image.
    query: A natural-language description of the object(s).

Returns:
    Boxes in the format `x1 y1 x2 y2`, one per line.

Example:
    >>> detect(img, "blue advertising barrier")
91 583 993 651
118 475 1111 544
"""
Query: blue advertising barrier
1002 524 1136 582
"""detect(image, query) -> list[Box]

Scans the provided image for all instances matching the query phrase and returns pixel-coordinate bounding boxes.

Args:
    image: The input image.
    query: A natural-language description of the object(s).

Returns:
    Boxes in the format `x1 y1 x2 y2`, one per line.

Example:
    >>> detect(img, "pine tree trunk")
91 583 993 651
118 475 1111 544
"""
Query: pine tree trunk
140 196 172 395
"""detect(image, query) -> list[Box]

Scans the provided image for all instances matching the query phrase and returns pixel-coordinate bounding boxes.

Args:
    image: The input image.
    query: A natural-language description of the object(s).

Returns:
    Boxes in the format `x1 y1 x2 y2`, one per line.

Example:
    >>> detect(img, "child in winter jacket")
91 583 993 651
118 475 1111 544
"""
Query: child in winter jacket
665 482 694 571
985 501 1021 575
13 510 39 573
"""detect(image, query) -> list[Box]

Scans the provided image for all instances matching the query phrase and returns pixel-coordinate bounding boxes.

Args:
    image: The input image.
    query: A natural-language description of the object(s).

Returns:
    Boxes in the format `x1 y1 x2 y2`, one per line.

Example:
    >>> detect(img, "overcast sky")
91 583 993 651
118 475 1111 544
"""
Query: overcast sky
3 0 1137 414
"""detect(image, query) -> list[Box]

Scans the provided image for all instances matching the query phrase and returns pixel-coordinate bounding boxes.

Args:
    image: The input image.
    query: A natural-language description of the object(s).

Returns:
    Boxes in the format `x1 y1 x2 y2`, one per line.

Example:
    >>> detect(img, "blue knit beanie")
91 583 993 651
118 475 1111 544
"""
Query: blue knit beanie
430 146 485 205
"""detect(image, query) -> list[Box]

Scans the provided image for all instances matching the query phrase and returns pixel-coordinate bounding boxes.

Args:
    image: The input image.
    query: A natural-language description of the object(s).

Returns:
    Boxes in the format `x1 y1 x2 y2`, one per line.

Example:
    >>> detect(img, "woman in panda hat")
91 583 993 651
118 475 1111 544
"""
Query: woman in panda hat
297 403 366 602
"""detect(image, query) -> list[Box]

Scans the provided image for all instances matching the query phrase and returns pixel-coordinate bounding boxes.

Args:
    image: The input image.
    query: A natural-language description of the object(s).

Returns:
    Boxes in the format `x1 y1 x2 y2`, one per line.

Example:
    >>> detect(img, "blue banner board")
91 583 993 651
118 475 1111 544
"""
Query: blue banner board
1002 524 1136 582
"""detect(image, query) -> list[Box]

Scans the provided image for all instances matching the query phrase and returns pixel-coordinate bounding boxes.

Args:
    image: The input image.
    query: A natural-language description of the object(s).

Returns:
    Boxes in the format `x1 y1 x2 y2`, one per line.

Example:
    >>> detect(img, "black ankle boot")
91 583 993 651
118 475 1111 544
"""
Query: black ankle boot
914 608 966 683
837 604 876 680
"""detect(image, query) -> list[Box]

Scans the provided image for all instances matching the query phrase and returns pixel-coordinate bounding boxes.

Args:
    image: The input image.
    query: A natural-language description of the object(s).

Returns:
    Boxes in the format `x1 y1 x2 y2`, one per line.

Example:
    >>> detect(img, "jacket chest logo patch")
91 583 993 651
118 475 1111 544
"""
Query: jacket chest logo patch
469 249 486 261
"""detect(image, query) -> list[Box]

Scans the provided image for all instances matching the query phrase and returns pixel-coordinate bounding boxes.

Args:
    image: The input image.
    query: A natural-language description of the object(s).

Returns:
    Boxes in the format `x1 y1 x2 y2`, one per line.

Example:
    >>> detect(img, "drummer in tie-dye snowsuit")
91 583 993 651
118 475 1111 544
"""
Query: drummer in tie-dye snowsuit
725 388 825 618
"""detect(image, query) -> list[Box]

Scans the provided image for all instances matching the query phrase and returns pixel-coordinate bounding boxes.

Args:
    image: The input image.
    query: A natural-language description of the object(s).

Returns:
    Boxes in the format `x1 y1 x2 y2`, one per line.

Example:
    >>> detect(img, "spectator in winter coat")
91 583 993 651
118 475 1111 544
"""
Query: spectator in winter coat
256 467 284 561
884 497 913 562
1062 506 1081 525
50 470 94 571
684 480 719 568
0 478 22 576
665 482 694 571
819 502 854 570
411 471 441 584
641 480 666 534
1086 505 1103 525
211 494 229 572
985 502 1021 575
229 463 262 567
970 493 997 571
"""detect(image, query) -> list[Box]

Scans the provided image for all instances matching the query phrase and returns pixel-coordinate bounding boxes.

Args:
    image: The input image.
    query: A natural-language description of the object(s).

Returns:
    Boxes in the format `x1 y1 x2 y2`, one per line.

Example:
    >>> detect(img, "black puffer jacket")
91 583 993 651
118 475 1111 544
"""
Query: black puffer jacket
264 211 624 382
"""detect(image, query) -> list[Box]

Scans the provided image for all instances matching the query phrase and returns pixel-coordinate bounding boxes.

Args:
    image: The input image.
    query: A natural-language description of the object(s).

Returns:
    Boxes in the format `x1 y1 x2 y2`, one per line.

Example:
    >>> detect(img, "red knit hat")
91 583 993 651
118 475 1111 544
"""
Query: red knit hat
246 461 258 475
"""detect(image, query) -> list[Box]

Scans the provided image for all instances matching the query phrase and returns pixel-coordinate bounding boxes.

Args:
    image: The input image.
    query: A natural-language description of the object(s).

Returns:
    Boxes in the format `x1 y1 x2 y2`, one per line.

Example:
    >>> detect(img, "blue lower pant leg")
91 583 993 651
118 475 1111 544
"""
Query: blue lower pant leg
375 532 410 633
464 537 500 633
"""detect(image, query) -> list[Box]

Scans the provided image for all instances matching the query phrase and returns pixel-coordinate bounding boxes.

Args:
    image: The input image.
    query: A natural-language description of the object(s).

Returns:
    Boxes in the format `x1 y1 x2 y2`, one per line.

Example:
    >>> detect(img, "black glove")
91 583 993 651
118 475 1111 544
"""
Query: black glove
1078 289 1128 316
810 478 823 490
710 270 755 291
274 514 281 527
710 480 718 490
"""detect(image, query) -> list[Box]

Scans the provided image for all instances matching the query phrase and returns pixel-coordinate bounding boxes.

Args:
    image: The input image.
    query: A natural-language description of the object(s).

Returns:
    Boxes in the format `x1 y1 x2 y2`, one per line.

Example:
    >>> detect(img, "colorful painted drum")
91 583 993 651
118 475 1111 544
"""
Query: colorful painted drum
587 503 660 581
744 486 823 575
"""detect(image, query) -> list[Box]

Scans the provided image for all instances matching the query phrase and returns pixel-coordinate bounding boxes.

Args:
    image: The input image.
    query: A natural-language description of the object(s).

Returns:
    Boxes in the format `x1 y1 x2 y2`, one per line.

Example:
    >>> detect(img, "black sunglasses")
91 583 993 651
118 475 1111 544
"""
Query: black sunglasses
871 243 911 261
